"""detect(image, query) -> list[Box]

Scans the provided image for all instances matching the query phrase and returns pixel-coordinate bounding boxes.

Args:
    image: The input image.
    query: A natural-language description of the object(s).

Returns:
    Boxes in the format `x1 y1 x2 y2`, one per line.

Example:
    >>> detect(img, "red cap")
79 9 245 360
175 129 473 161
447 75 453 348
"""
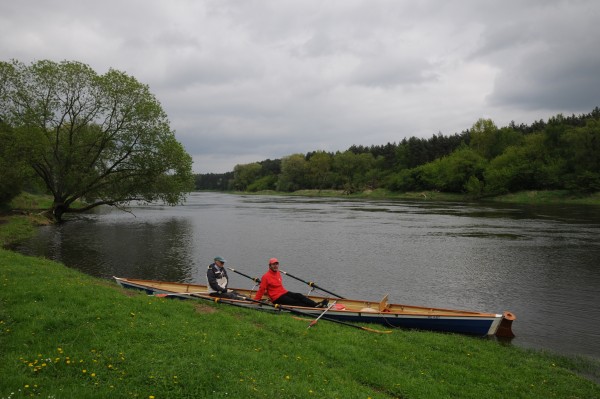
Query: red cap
269 257 279 265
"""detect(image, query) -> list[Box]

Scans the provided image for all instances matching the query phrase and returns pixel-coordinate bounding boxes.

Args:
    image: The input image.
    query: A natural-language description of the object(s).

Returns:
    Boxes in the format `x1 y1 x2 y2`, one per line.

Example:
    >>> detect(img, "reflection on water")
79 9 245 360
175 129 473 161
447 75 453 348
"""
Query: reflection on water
15 192 600 360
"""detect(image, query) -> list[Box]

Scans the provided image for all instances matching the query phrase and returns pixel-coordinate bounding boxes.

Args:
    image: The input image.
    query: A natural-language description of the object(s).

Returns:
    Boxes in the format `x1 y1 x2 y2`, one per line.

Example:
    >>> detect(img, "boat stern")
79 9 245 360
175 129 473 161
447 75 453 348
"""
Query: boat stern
495 311 516 338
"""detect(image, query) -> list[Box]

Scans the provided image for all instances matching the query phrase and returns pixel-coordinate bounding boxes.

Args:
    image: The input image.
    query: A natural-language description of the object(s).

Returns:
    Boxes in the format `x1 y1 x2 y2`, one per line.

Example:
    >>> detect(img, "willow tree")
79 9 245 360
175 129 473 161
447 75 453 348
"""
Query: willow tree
0 60 194 221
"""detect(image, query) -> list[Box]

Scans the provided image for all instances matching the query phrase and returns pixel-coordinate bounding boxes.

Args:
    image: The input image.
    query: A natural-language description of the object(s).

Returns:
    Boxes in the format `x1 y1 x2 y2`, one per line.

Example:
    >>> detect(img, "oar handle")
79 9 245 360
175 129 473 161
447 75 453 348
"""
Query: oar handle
280 270 345 299
308 300 337 329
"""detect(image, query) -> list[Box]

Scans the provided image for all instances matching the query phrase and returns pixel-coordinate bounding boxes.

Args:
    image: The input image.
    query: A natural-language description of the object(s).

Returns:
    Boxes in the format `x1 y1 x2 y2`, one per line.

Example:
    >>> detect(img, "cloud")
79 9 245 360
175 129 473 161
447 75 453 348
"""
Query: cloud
1 0 599 173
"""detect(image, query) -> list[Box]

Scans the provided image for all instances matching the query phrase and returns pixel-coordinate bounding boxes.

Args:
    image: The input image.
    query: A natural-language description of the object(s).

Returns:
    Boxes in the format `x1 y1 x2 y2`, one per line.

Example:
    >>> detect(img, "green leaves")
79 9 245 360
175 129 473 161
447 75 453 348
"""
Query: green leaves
0 59 194 220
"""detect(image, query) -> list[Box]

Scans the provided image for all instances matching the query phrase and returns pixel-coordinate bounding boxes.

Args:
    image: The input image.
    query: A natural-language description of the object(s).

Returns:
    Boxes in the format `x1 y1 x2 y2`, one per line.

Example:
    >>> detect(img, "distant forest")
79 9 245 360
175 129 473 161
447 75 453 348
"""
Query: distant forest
195 107 600 197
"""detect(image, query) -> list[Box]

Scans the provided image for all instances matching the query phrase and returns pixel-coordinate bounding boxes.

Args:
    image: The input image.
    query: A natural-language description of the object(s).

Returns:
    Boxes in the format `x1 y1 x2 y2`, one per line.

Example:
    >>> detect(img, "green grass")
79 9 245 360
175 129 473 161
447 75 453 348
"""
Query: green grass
8 192 54 211
0 215 52 248
1 249 599 399
0 193 54 248
492 190 600 205
236 189 600 205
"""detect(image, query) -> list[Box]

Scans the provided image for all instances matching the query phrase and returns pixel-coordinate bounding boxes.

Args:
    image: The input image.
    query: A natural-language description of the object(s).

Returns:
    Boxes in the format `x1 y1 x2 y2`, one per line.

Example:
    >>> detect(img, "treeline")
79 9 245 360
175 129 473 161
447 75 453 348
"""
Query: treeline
195 107 600 196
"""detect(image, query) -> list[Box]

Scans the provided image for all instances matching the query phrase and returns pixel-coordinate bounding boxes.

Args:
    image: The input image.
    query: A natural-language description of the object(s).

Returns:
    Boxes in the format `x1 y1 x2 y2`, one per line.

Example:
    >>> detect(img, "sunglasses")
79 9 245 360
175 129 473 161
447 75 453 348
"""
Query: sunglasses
270 262 279 265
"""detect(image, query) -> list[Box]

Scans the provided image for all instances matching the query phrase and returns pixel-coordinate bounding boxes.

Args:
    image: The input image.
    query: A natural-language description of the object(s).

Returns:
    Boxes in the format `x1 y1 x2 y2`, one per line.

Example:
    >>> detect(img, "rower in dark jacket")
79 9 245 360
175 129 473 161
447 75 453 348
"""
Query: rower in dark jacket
206 256 239 299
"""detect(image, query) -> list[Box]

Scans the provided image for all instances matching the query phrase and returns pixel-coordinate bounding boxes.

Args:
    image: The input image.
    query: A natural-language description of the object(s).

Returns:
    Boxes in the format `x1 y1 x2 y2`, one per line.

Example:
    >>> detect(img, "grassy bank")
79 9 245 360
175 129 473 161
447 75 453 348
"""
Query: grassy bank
233 189 600 206
1 250 600 399
1 194 600 398
0 193 54 248
491 190 600 205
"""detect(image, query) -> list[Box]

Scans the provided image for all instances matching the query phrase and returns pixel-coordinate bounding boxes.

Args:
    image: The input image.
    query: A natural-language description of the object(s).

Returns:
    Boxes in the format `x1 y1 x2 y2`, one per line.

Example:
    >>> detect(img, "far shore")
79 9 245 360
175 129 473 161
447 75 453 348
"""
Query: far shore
224 189 600 206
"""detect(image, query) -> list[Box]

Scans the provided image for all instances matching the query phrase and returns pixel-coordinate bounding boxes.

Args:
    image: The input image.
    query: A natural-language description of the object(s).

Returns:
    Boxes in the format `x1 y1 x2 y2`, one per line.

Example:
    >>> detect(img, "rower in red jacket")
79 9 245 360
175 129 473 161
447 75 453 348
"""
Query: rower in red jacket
254 258 328 308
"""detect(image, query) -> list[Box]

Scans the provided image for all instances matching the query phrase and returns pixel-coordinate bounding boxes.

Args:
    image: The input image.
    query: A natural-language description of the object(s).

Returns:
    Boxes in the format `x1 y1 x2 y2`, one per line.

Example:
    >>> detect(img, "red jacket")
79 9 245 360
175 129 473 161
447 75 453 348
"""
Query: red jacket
254 269 287 301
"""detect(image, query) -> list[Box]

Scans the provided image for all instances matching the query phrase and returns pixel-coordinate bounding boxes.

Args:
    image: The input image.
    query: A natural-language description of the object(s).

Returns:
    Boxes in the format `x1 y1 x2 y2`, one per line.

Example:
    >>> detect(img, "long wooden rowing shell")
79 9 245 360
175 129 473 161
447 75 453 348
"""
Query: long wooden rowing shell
113 276 515 337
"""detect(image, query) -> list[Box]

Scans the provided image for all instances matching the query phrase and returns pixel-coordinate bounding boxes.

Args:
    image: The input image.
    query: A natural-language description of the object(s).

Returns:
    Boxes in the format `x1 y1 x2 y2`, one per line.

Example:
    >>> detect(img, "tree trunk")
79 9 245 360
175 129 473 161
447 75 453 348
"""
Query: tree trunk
52 202 67 223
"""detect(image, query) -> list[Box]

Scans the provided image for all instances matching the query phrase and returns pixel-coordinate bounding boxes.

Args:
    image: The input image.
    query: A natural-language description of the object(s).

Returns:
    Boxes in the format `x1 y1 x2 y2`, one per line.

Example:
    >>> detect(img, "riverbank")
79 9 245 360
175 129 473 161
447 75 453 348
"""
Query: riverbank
232 189 600 206
0 193 54 248
1 249 599 398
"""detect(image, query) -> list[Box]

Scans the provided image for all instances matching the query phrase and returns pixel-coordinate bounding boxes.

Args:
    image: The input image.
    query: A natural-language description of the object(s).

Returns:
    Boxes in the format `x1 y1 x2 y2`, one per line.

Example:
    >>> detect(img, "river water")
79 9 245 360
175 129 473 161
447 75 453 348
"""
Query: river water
15 192 600 360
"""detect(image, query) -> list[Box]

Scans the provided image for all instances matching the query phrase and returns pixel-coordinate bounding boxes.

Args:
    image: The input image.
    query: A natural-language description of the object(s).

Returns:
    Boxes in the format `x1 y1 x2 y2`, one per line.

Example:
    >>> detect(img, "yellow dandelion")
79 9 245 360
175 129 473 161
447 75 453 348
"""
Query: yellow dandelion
91 373 96 377
24 385 29 388
82 369 87 373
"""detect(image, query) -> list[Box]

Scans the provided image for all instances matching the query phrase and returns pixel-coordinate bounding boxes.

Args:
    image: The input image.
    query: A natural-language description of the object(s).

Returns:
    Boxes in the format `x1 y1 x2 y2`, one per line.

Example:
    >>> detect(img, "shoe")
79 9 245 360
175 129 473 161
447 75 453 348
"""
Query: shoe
315 299 329 308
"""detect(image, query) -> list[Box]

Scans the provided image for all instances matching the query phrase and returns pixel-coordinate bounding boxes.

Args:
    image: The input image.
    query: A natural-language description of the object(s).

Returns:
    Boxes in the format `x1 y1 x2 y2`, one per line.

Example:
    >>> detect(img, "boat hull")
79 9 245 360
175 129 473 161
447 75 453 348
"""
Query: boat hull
113 277 515 337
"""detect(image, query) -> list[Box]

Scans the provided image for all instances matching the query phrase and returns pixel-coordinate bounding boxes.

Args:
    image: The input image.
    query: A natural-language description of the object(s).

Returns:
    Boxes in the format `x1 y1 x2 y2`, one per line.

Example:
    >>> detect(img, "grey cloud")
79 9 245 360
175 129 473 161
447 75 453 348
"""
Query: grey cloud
350 57 436 88
2 0 599 174
489 52 600 110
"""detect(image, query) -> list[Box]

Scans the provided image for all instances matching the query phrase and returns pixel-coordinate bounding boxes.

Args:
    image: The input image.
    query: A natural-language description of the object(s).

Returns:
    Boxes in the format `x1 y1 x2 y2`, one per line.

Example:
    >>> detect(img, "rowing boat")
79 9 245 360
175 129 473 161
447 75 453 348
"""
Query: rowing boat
113 276 515 337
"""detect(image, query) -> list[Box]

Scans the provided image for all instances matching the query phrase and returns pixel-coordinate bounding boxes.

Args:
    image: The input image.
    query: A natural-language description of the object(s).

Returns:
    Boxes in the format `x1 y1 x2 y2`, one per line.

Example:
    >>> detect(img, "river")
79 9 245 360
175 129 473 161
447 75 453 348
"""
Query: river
14 192 600 360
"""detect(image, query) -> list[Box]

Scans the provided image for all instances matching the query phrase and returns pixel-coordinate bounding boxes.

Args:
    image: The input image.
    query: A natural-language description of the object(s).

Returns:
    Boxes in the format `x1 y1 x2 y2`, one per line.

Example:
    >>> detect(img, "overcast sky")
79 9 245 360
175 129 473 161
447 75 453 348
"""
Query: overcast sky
2 1 599 173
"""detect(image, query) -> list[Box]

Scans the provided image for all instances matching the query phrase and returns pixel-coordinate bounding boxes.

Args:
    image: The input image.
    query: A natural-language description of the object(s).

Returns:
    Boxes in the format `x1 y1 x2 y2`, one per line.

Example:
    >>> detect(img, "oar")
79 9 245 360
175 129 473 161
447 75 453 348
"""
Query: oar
154 291 205 298
155 291 248 301
308 300 337 329
279 270 344 299
227 267 261 292
241 296 390 334
227 267 261 283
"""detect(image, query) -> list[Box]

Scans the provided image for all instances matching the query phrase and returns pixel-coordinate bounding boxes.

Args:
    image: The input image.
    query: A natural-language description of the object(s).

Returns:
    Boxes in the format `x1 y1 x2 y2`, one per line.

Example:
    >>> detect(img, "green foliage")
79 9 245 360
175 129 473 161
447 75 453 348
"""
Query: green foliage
0 59 194 221
469 119 523 160
233 162 262 191
307 151 333 190
469 118 498 158
195 107 600 197
432 146 487 192
332 151 376 193
386 147 486 194
277 154 309 192
0 122 25 205
195 172 234 191
247 174 278 191
464 176 484 198
561 119 600 191
484 133 565 195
